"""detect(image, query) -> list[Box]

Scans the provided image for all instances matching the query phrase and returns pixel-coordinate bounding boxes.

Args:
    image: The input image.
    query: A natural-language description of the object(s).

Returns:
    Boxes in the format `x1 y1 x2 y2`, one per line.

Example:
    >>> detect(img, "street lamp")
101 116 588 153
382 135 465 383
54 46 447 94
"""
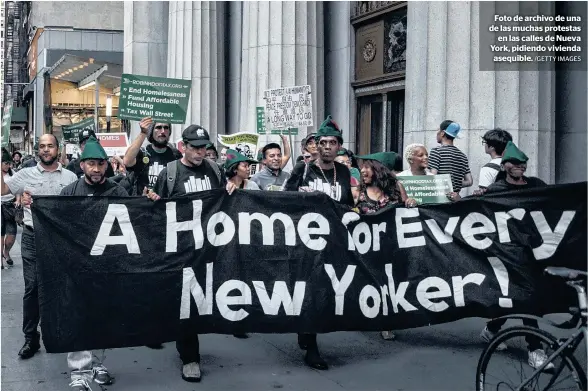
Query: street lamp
106 95 112 132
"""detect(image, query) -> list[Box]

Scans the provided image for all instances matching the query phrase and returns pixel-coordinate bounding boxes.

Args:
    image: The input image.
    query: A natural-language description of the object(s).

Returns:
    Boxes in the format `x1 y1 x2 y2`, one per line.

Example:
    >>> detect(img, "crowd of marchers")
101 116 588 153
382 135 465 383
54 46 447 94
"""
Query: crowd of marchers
0 115 551 390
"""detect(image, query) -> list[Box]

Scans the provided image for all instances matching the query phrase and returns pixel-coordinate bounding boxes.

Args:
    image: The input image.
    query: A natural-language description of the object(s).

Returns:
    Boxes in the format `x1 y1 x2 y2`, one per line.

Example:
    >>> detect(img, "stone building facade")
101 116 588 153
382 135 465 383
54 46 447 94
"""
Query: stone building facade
124 1 587 186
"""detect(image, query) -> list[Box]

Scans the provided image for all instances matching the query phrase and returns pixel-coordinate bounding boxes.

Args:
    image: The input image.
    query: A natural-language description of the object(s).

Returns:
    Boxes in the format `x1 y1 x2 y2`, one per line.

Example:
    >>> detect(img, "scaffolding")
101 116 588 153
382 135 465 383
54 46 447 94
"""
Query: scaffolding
3 1 30 108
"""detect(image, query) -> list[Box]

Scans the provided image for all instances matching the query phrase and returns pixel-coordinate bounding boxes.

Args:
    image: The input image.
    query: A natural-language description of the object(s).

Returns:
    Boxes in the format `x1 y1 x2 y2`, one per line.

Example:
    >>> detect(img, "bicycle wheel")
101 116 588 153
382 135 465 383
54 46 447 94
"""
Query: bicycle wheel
476 325 586 391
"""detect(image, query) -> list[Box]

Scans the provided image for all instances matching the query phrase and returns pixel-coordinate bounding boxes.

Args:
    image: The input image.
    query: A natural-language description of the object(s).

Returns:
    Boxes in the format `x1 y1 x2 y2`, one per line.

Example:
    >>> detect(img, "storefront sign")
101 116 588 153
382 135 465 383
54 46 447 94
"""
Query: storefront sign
262 85 312 130
397 174 454 205
118 74 191 124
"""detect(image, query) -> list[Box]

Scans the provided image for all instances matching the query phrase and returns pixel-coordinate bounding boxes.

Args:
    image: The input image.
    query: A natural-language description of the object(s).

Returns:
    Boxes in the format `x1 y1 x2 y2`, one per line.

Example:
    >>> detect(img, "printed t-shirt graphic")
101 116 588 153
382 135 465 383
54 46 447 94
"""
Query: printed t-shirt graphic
128 145 182 192
284 161 354 206
153 160 221 197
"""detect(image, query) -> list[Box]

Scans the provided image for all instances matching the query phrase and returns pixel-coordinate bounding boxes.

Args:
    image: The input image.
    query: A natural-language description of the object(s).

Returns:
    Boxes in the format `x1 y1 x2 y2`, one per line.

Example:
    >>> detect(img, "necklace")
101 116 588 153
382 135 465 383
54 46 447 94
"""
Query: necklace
316 161 337 196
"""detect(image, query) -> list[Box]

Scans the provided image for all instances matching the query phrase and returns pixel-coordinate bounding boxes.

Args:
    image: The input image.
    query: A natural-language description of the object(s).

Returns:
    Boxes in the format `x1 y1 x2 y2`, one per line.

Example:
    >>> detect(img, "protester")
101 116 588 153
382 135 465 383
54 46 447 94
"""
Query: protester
428 120 473 199
477 128 513 190
56 136 125 390
301 131 319 161
20 145 39 169
219 147 228 164
66 130 116 179
123 117 183 195
397 143 432 176
478 141 552 370
147 124 237 383
283 115 353 371
206 143 218 161
110 155 126 176
224 149 260 190
0 134 78 360
1 149 20 269
250 143 291 191
336 148 361 200
11 151 22 170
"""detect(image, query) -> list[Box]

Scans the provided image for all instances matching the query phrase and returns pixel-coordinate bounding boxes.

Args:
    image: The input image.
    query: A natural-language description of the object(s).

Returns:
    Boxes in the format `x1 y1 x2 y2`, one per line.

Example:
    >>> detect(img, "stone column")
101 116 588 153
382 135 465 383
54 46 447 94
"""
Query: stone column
167 1 225 143
239 2 324 161
123 1 169 140
227 2 242 134
325 1 355 152
404 1 556 189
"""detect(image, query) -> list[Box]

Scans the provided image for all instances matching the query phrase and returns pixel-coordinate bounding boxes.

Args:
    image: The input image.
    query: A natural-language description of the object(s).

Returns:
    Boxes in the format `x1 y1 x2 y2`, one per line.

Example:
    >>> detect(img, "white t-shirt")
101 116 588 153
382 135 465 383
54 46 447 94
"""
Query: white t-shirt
1 174 15 203
397 169 433 177
478 157 502 188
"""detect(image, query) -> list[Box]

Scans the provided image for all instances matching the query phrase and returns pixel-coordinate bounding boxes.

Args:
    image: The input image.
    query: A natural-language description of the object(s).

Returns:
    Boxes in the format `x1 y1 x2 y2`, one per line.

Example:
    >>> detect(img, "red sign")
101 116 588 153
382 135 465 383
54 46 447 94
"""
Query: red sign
96 133 129 156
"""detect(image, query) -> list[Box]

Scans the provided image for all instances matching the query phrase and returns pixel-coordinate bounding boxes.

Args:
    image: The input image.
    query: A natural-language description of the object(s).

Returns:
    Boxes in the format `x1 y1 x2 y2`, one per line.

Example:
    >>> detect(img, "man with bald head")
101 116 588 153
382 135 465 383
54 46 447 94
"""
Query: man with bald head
0 133 78 360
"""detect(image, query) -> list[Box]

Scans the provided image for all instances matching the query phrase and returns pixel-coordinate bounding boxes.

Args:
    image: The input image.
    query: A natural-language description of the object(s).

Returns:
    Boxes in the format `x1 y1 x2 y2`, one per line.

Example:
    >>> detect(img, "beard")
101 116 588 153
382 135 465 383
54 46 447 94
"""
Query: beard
39 155 57 166
152 136 169 148
84 172 105 185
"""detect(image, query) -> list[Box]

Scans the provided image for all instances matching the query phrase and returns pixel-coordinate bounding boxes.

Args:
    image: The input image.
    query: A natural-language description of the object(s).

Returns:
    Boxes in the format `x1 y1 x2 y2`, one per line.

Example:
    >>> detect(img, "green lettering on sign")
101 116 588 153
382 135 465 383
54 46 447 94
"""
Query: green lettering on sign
118 74 192 124
62 117 95 142
1 100 13 148
396 174 454 205
256 106 298 135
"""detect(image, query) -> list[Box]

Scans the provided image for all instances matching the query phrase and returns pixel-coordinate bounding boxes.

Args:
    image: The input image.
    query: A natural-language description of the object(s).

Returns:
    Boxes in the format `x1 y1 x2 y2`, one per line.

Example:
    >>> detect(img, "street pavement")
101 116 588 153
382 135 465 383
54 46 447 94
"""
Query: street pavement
2 228 585 391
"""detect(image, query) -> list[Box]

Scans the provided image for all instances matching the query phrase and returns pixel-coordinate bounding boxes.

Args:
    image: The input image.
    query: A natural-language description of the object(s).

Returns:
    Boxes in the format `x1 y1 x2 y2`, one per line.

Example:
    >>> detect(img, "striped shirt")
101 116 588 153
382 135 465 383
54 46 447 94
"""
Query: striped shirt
427 145 471 192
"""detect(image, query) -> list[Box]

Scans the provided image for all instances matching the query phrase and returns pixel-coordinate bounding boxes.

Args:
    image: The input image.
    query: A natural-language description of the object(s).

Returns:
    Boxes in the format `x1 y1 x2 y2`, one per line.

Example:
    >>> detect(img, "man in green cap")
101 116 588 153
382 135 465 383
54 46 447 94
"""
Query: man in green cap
479 141 552 370
60 136 129 196
283 115 353 371
59 136 127 390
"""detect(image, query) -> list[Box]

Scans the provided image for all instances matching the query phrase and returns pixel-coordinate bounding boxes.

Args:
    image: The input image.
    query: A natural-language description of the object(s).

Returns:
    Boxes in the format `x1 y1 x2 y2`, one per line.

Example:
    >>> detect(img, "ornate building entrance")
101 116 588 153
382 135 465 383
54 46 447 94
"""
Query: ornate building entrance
352 1 407 155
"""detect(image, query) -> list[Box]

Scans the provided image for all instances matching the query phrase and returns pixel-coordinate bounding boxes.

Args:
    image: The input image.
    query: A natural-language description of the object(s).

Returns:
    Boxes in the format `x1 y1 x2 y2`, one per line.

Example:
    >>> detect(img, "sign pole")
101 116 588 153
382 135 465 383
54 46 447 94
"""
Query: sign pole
287 127 294 164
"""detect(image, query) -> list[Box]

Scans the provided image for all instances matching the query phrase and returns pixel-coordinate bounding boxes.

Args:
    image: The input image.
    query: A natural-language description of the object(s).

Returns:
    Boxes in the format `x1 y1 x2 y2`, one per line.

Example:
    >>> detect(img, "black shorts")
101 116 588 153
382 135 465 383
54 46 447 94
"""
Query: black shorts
1 202 17 236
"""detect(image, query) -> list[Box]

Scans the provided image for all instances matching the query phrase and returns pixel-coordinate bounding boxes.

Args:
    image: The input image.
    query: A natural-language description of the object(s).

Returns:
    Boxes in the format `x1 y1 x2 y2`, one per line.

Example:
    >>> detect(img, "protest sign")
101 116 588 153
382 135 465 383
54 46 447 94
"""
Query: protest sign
118 74 191 124
217 132 260 175
1 100 13 148
65 144 81 156
397 174 454 204
62 117 95 143
95 133 129 157
32 183 587 353
262 85 312 130
256 107 298 136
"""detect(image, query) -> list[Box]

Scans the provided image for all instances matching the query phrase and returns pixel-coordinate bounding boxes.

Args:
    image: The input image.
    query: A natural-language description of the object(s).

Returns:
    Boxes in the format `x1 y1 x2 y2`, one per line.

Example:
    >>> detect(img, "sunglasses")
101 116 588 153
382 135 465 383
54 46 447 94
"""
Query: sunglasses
303 155 311 159
155 125 170 130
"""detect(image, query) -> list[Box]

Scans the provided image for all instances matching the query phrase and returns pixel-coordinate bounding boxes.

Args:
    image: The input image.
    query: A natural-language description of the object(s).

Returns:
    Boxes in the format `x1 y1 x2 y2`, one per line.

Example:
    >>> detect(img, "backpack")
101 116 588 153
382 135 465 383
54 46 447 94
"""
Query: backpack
166 158 223 195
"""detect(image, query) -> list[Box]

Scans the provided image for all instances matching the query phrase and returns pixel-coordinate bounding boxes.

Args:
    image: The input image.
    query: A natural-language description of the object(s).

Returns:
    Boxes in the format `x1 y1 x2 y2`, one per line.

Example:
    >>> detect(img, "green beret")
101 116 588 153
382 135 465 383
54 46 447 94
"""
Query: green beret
501 141 528 163
223 148 257 171
356 151 398 171
315 115 343 143
80 136 108 161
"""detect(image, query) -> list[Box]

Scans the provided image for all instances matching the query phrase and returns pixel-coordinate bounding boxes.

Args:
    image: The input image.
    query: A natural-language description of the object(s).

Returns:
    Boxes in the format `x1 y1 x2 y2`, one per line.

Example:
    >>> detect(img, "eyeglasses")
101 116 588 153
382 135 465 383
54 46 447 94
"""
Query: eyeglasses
481 140 487 145
303 155 311 159
155 125 170 130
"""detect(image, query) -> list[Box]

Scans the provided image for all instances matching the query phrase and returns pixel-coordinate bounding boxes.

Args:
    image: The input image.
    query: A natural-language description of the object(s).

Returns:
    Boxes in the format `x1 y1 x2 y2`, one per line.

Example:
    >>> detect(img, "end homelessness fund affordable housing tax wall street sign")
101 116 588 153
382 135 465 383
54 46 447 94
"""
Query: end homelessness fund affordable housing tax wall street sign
263 85 313 131
118 74 191 124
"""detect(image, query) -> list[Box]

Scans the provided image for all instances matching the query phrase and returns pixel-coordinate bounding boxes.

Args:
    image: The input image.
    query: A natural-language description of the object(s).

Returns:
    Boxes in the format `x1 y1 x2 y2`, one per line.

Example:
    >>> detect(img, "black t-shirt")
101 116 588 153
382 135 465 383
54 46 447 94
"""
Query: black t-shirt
66 158 115 179
60 177 129 196
283 160 354 206
153 159 224 198
486 176 547 194
127 145 183 193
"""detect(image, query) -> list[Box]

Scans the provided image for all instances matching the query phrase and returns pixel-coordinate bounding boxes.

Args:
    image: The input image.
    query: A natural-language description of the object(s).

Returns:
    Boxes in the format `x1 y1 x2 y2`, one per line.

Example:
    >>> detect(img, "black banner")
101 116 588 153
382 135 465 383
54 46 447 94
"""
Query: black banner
32 183 587 353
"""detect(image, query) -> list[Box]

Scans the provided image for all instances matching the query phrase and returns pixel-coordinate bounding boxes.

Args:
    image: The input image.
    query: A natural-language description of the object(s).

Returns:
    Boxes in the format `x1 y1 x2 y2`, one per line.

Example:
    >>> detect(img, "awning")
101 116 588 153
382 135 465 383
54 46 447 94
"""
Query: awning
48 54 122 90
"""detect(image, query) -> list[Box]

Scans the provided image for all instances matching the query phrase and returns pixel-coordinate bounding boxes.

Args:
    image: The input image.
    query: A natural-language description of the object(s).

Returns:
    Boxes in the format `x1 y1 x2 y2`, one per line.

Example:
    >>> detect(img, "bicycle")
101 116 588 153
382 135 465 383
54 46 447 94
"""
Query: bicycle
476 267 587 391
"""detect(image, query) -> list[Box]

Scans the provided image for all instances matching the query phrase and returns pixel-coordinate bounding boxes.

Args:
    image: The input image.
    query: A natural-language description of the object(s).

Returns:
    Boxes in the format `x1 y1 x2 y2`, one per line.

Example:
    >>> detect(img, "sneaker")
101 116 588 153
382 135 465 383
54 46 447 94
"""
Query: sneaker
181 362 201 382
92 365 113 385
480 326 507 351
528 349 555 370
69 378 92 391
381 331 396 340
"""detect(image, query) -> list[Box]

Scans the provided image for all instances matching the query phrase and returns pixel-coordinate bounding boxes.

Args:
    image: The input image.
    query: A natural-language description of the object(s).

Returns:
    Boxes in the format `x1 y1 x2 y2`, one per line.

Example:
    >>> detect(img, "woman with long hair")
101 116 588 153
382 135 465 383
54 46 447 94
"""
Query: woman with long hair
354 152 416 340
1 149 20 269
224 149 261 190
355 152 416 213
